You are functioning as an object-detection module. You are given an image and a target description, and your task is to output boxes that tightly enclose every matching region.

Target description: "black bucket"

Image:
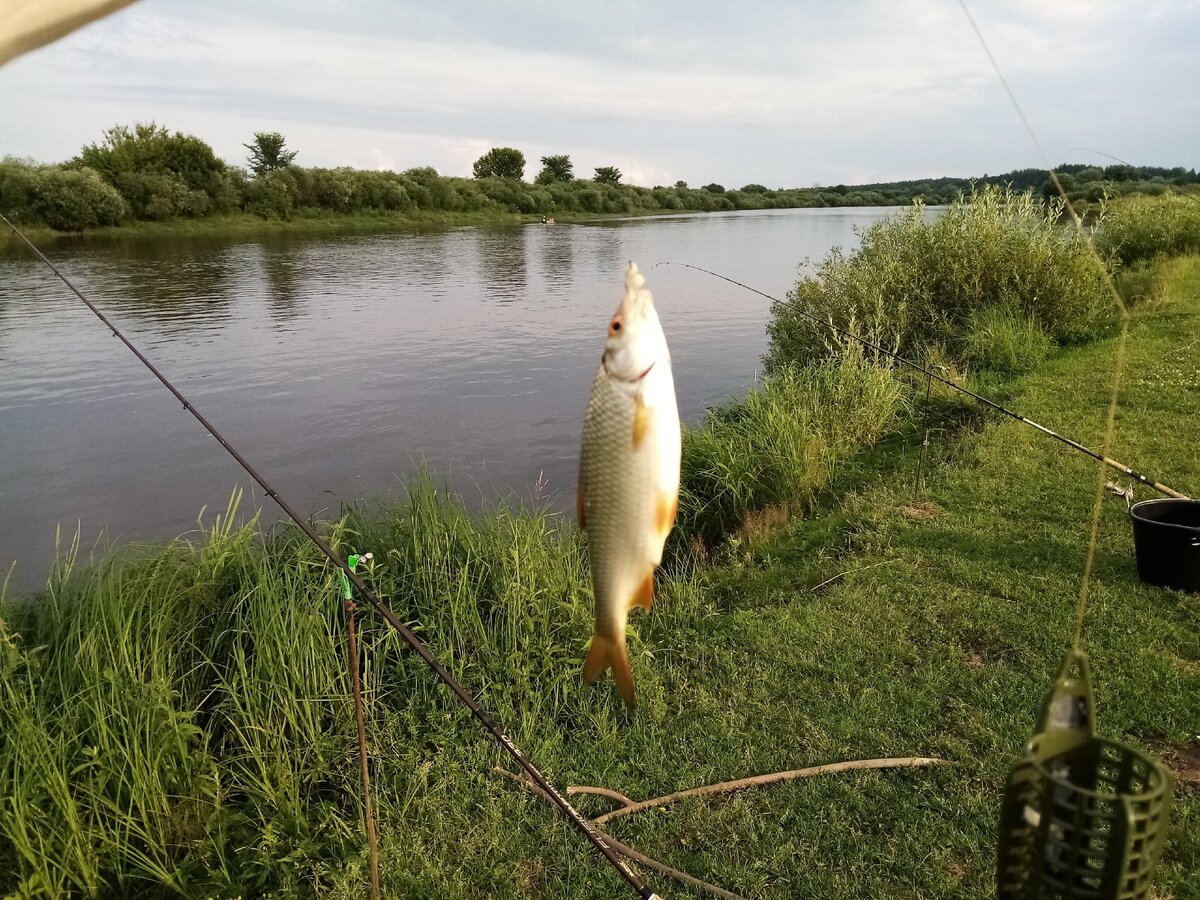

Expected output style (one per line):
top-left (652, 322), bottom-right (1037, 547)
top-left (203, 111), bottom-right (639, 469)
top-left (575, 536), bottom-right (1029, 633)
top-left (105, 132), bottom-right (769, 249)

top-left (1128, 498), bottom-right (1200, 593)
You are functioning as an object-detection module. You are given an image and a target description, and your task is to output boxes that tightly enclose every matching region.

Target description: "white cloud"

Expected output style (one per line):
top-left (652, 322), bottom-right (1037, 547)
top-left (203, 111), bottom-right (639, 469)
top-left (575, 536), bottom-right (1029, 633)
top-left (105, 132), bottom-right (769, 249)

top-left (0, 0), bottom-right (1196, 186)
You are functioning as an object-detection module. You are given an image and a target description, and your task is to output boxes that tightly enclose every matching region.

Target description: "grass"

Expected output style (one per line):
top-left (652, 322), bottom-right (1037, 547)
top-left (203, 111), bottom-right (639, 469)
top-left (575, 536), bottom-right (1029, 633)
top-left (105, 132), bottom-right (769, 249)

top-left (679, 342), bottom-right (906, 543)
top-left (0, 209), bottom-right (554, 246)
top-left (2, 258), bottom-right (1199, 898)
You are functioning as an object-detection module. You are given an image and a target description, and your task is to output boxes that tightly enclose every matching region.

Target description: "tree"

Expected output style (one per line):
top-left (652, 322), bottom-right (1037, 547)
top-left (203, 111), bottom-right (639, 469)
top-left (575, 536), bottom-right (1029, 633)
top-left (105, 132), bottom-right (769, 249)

top-left (79, 123), bottom-right (226, 191)
top-left (473, 147), bottom-right (525, 180)
top-left (244, 132), bottom-right (298, 177)
top-left (594, 166), bottom-right (622, 185)
top-left (702, 183), bottom-right (726, 194)
top-left (535, 154), bottom-right (573, 184)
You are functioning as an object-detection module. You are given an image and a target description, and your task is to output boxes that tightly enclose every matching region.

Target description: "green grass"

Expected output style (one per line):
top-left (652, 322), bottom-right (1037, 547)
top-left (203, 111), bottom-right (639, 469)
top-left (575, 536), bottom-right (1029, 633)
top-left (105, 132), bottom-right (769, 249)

top-left (2, 259), bottom-right (1198, 898)
top-left (679, 342), bottom-right (906, 543)
top-left (0, 209), bottom-right (552, 245)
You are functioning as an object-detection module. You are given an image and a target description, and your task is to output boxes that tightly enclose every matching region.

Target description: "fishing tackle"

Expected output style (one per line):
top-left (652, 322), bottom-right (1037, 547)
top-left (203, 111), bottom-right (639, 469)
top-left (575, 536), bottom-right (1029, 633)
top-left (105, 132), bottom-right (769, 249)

top-left (996, 651), bottom-right (1173, 899)
top-left (657, 262), bottom-right (1188, 501)
top-left (0, 212), bottom-right (662, 900)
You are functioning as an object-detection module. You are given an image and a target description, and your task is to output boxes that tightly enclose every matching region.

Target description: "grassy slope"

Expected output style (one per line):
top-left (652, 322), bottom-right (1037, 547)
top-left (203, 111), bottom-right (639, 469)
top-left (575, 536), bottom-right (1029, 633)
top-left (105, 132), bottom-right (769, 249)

top-left (360, 259), bottom-right (1200, 899)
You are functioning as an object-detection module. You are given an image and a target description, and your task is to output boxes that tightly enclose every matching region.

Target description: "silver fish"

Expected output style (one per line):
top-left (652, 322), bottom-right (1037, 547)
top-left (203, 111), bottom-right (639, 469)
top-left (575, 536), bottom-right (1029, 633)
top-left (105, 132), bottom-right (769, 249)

top-left (577, 263), bottom-right (681, 707)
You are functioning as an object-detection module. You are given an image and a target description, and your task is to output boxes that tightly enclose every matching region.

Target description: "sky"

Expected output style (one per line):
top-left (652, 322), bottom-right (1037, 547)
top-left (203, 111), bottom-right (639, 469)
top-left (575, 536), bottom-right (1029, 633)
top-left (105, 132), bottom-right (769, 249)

top-left (1, 0), bottom-right (1197, 188)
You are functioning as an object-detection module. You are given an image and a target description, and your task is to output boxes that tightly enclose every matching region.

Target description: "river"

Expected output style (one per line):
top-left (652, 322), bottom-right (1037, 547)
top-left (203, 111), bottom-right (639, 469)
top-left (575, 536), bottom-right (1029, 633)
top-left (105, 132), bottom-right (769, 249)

top-left (0, 207), bottom-right (902, 593)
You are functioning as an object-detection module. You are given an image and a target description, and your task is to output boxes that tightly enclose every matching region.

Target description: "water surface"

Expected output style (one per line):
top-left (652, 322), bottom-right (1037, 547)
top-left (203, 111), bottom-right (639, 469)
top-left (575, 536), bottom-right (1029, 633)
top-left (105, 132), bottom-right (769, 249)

top-left (0, 207), bottom-right (901, 592)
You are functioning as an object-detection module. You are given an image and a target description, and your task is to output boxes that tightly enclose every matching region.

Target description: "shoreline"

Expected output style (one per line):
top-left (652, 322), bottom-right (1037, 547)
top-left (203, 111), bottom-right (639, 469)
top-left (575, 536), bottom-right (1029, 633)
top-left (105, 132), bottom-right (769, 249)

top-left (0, 206), bottom-right (703, 246)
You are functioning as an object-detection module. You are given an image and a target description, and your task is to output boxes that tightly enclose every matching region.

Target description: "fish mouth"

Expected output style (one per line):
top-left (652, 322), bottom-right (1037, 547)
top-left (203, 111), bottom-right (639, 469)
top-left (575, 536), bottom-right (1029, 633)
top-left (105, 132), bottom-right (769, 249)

top-left (603, 357), bottom-right (655, 384)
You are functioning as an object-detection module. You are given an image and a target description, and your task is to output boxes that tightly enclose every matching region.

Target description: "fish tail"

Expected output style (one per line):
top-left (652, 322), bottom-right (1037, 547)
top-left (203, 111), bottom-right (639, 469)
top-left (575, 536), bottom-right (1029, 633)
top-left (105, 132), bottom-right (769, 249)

top-left (582, 632), bottom-right (635, 707)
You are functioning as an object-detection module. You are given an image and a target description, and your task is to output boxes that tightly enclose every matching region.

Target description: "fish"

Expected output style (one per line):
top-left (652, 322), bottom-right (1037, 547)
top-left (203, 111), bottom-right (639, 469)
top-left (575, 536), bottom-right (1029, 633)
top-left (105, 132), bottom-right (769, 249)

top-left (577, 262), bottom-right (681, 707)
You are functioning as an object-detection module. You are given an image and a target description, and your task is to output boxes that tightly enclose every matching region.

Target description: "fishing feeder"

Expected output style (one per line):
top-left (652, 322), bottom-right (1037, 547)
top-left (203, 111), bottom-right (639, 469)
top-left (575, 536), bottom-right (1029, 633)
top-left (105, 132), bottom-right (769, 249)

top-left (997, 650), bottom-right (1174, 899)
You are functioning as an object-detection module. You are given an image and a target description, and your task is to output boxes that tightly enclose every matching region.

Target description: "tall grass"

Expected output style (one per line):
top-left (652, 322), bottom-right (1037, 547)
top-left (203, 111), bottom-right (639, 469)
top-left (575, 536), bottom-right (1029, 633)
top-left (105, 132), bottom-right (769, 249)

top-left (765, 185), bottom-right (1112, 373)
top-left (0, 484), bottom-right (613, 897)
top-left (679, 343), bottom-right (906, 543)
top-left (958, 305), bottom-right (1052, 376)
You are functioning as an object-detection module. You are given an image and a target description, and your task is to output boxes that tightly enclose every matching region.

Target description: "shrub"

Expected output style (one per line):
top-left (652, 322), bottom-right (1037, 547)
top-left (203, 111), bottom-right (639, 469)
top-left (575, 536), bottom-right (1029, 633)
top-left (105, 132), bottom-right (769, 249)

top-left (1096, 193), bottom-right (1200, 267)
top-left (244, 168), bottom-right (298, 218)
top-left (30, 166), bottom-right (128, 230)
top-left (80, 123), bottom-right (226, 196)
top-left (112, 171), bottom-right (202, 220)
top-left (0, 157), bottom-right (41, 221)
top-left (765, 185), bottom-right (1112, 371)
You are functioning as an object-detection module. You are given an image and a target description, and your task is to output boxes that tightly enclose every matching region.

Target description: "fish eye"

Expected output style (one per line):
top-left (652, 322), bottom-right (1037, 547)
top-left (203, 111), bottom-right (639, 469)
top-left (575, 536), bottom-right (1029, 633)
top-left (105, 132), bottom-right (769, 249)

top-left (608, 318), bottom-right (623, 336)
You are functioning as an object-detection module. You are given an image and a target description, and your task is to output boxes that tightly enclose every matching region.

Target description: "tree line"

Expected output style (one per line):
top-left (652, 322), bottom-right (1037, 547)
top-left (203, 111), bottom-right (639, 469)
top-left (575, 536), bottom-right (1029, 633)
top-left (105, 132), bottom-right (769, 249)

top-left (1, 122), bottom-right (1195, 232)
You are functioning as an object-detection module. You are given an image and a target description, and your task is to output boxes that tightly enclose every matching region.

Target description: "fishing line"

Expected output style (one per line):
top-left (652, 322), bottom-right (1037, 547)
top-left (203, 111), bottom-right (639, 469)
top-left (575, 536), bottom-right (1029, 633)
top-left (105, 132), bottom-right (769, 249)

top-left (653, 260), bottom-right (1186, 500)
top-left (957, 0), bottom-right (1134, 650)
top-left (0, 211), bottom-right (660, 900)
top-left (966, 12), bottom-right (1177, 899)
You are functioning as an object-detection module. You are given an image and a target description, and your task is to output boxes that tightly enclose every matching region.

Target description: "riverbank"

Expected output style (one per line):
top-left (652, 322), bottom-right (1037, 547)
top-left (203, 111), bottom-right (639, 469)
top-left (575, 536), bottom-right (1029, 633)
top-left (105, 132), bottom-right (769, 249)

top-left (2, 255), bottom-right (1197, 898)
top-left (0, 206), bottom-right (685, 246)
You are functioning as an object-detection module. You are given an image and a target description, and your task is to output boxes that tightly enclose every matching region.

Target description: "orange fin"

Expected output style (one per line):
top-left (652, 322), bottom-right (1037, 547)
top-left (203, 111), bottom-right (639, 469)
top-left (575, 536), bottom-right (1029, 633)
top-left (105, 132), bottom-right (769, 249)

top-left (656, 490), bottom-right (678, 539)
top-left (577, 485), bottom-right (586, 530)
top-left (582, 633), bottom-right (635, 707)
top-left (630, 571), bottom-right (654, 612)
top-left (633, 396), bottom-right (651, 448)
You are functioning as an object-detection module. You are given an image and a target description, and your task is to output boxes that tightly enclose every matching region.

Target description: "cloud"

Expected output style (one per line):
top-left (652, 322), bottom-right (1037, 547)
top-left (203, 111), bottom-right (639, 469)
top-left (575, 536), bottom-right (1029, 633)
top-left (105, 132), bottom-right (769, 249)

top-left (0, 0), bottom-right (1196, 186)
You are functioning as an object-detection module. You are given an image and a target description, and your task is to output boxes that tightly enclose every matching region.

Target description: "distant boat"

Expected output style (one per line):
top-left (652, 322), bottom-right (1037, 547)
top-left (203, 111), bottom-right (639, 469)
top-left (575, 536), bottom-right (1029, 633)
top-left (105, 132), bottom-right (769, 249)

top-left (541, 216), bottom-right (556, 225)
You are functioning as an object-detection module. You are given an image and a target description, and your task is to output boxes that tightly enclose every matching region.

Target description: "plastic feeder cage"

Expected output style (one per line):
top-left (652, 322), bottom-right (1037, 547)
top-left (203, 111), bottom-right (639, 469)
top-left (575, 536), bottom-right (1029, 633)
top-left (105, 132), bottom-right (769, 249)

top-left (997, 650), bottom-right (1173, 900)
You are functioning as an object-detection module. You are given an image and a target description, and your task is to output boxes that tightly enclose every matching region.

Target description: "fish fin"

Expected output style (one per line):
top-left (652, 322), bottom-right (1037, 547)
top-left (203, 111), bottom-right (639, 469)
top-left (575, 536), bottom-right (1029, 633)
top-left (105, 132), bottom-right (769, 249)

top-left (656, 490), bottom-right (679, 539)
top-left (633, 396), bottom-right (652, 448)
top-left (629, 571), bottom-right (654, 612)
top-left (576, 485), bottom-right (586, 530)
top-left (582, 633), bottom-right (635, 707)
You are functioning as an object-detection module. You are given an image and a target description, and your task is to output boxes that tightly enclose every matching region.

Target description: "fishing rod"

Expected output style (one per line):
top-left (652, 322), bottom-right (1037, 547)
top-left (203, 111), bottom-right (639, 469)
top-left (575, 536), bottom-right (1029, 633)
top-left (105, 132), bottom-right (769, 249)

top-left (656, 261), bottom-right (1188, 500)
top-left (0, 213), bottom-right (661, 900)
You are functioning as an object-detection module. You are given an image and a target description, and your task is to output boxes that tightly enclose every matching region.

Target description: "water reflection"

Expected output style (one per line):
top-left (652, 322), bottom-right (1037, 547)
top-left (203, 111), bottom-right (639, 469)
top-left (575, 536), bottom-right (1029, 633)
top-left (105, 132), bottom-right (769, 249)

top-left (379, 228), bottom-right (454, 301)
top-left (537, 225), bottom-right (576, 298)
top-left (261, 241), bottom-right (305, 321)
top-left (475, 229), bottom-right (527, 304)
top-left (97, 241), bottom-right (239, 332)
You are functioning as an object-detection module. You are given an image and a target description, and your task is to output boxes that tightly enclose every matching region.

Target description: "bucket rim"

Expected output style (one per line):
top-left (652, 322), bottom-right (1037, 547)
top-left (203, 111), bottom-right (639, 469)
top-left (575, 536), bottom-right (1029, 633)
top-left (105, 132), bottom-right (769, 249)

top-left (1128, 497), bottom-right (1200, 533)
